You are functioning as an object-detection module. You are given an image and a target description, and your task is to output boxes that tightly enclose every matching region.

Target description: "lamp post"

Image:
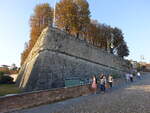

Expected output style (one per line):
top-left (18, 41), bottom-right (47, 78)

top-left (110, 33), bottom-right (114, 49)
top-left (107, 33), bottom-right (114, 53)
top-left (140, 55), bottom-right (145, 64)
top-left (53, 0), bottom-right (57, 27)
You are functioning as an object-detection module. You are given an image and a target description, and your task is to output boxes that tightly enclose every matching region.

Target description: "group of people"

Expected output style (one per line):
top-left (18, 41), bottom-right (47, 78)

top-left (91, 74), bottom-right (113, 94)
top-left (125, 73), bottom-right (134, 82)
top-left (125, 72), bottom-right (142, 82)
top-left (91, 72), bottom-right (142, 94)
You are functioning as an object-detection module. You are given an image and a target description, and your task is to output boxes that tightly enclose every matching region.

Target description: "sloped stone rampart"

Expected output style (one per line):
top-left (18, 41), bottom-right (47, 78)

top-left (16, 27), bottom-right (129, 91)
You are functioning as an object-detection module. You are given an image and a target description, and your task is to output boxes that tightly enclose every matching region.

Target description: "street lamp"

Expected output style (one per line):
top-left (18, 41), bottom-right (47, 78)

top-left (107, 33), bottom-right (114, 53)
top-left (110, 33), bottom-right (114, 49)
top-left (53, 0), bottom-right (57, 27)
top-left (140, 55), bottom-right (145, 64)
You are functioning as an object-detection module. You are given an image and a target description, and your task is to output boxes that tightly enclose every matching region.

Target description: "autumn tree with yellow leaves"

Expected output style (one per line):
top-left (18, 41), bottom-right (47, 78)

top-left (21, 1), bottom-right (130, 65)
top-left (21, 3), bottom-right (53, 65)
top-left (55, 0), bottom-right (90, 37)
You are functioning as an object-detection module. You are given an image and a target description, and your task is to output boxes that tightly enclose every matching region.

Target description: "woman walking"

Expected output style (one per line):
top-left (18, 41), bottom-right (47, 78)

top-left (91, 75), bottom-right (97, 94)
top-left (99, 74), bottom-right (107, 93)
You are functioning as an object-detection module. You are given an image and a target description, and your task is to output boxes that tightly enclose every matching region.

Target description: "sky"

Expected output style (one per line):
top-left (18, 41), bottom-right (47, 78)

top-left (0, 0), bottom-right (150, 67)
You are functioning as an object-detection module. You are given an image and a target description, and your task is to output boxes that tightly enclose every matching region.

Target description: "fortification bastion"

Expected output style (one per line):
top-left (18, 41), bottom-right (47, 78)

top-left (16, 27), bottom-right (129, 91)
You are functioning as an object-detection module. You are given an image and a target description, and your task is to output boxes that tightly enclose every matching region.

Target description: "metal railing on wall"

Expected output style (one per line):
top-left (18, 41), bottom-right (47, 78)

top-left (64, 77), bottom-right (91, 87)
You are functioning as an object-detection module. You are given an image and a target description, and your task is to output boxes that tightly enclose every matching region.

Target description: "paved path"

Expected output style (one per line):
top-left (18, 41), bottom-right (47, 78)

top-left (13, 73), bottom-right (150, 113)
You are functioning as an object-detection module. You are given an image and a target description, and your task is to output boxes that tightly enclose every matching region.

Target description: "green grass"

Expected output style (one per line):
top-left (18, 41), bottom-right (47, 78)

top-left (0, 84), bottom-right (21, 96)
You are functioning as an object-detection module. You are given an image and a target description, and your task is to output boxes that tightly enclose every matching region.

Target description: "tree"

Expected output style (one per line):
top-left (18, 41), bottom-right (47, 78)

top-left (84, 19), bottom-right (129, 57)
top-left (21, 3), bottom-right (53, 65)
top-left (117, 41), bottom-right (129, 58)
top-left (84, 20), bottom-right (112, 50)
top-left (55, 0), bottom-right (90, 37)
top-left (29, 3), bottom-right (53, 50)
top-left (0, 75), bottom-right (14, 84)
top-left (0, 71), bottom-right (4, 76)
top-left (111, 27), bottom-right (124, 53)
top-left (56, 0), bottom-right (77, 33)
top-left (84, 20), bottom-right (100, 45)
top-left (10, 64), bottom-right (17, 70)
top-left (20, 1), bottom-right (130, 65)
top-left (73, 0), bottom-right (90, 37)
top-left (100, 24), bottom-right (112, 51)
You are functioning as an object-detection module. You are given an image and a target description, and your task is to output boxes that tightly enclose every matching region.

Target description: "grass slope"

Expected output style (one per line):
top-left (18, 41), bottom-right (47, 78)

top-left (0, 84), bottom-right (21, 96)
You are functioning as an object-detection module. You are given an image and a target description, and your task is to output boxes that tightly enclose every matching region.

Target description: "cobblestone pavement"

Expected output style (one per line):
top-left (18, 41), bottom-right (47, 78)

top-left (13, 73), bottom-right (150, 113)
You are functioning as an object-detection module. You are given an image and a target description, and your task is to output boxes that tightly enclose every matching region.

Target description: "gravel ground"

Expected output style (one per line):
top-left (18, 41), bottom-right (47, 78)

top-left (12, 73), bottom-right (150, 113)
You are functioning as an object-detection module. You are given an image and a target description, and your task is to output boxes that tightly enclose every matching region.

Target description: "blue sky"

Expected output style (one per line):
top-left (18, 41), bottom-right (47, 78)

top-left (0, 0), bottom-right (150, 66)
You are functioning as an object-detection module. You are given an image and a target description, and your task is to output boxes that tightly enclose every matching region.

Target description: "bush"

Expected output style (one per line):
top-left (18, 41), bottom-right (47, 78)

top-left (0, 75), bottom-right (14, 84)
top-left (0, 71), bottom-right (4, 76)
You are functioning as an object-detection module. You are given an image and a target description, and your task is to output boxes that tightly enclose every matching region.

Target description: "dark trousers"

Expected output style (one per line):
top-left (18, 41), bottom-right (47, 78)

top-left (100, 84), bottom-right (105, 92)
top-left (130, 77), bottom-right (133, 82)
top-left (108, 82), bottom-right (112, 88)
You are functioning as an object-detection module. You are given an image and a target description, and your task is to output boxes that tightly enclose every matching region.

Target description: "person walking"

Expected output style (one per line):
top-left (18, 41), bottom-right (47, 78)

top-left (125, 73), bottom-right (130, 82)
top-left (108, 74), bottom-right (113, 88)
top-left (137, 72), bottom-right (142, 79)
top-left (99, 74), bottom-right (107, 93)
top-left (91, 75), bottom-right (97, 94)
top-left (129, 73), bottom-right (133, 82)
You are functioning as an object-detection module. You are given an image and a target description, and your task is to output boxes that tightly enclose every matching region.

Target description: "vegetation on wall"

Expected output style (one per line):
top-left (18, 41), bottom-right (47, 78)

top-left (21, 3), bottom-right (53, 65)
top-left (21, 0), bottom-right (129, 65)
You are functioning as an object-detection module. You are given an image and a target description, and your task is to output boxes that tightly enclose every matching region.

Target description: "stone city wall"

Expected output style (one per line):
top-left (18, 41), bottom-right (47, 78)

top-left (16, 27), bottom-right (129, 91)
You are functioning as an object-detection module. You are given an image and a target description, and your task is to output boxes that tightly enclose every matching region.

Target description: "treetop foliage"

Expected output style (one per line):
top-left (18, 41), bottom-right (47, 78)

top-left (21, 3), bottom-right (53, 65)
top-left (21, 0), bottom-right (129, 65)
